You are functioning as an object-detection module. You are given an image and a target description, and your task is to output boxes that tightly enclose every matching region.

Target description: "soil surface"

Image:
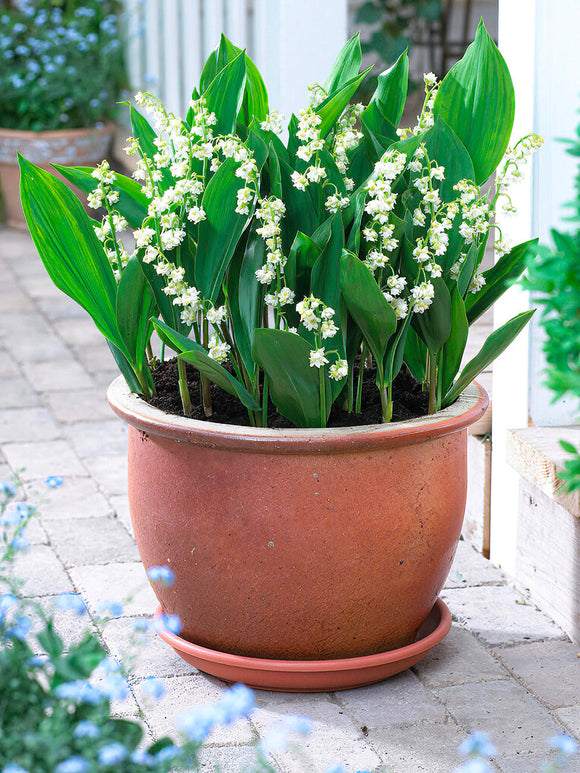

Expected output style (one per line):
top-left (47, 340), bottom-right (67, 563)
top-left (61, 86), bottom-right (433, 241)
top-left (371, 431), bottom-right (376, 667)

top-left (148, 358), bottom-right (429, 428)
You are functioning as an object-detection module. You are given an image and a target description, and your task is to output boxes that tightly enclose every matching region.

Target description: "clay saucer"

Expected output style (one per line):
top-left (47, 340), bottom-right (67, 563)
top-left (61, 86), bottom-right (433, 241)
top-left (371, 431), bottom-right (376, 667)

top-left (154, 598), bottom-right (451, 692)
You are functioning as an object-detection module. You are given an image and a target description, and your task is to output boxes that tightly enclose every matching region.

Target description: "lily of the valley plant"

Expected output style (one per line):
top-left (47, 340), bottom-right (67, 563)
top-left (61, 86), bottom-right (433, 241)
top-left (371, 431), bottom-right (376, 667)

top-left (20, 22), bottom-right (539, 428)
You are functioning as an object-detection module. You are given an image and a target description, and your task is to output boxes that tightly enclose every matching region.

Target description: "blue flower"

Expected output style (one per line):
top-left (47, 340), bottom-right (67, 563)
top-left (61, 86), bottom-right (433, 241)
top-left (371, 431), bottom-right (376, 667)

top-left (259, 714), bottom-right (312, 755)
top-left (53, 54), bottom-right (65, 66)
top-left (147, 565), bottom-right (175, 587)
top-left (155, 745), bottom-right (181, 762)
top-left (45, 475), bottom-right (64, 488)
top-left (10, 534), bottom-right (30, 552)
top-left (12, 23), bottom-right (26, 34)
top-left (98, 742), bottom-right (127, 766)
top-left (215, 683), bottom-right (256, 725)
top-left (459, 730), bottom-right (497, 759)
top-left (73, 721), bottom-right (101, 739)
top-left (5, 615), bottom-right (31, 641)
top-left (2, 765), bottom-right (31, 773)
top-left (15, 45), bottom-right (30, 56)
top-left (130, 749), bottom-right (154, 766)
top-left (453, 760), bottom-right (491, 773)
top-left (0, 594), bottom-right (17, 622)
top-left (547, 734), bottom-right (579, 756)
top-left (54, 757), bottom-right (90, 773)
top-left (139, 677), bottom-right (166, 700)
top-left (97, 671), bottom-right (129, 702)
top-left (96, 599), bottom-right (123, 617)
top-left (153, 612), bottom-right (182, 635)
top-left (54, 680), bottom-right (103, 705)
top-left (8, 75), bottom-right (24, 89)
top-left (0, 482), bottom-right (15, 498)
top-left (174, 705), bottom-right (220, 743)
top-left (324, 766), bottom-right (346, 773)
top-left (55, 593), bottom-right (87, 616)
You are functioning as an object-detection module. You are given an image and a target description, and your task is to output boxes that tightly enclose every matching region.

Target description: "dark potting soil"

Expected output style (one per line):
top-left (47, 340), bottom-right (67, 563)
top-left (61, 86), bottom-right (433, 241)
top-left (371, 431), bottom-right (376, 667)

top-left (148, 358), bottom-right (429, 428)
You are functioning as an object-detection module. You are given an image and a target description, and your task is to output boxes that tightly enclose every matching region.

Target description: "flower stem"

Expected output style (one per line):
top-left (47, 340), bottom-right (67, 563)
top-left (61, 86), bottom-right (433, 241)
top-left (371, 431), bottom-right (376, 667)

top-left (380, 384), bottom-right (393, 423)
top-left (261, 373), bottom-right (269, 427)
top-left (319, 366), bottom-right (326, 427)
top-left (201, 318), bottom-right (212, 417)
top-left (355, 347), bottom-right (367, 413)
top-left (428, 352), bottom-right (437, 414)
top-left (177, 358), bottom-right (192, 416)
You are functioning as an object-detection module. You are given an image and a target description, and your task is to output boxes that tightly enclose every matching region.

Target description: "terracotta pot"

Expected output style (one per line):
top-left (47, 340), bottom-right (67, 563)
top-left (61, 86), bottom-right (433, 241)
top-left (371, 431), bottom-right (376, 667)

top-left (0, 124), bottom-right (113, 230)
top-left (108, 377), bottom-right (488, 664)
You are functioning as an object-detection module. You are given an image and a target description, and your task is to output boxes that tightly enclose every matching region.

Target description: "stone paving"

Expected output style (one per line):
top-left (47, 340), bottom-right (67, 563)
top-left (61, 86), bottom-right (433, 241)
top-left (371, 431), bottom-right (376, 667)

top-left (0, 226), bottom-right (579, 773)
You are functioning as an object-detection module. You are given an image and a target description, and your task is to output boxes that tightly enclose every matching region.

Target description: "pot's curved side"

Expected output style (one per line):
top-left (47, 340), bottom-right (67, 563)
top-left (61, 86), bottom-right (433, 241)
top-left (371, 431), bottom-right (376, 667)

top-left (0, 124), bottom-right (113, 230)
top-left (108, 380), bottom-right (488, 661)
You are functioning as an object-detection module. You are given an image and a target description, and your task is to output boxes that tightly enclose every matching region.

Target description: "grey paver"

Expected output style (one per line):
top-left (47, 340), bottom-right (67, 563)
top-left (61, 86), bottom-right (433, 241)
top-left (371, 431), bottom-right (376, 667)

top-left (436, 680), bottom-right (563, 756)
top-left (33, 359), bottom-right (93, 391)
top-left (82, 453), bottom-right (128, 496)
top-left (442, 585), bottom-right (566, 645)
top-left (496, 751), bottom-right (580, 773)
top-left (69, 561), bottom-right (157, 617)
top-left (554, 706), bottom-right (580, 738)
top-left (368, 720), bottom-right (467, 772)
top-left (0, 407), bottom-right (61, 443)
top-left (5, 329), bottom-right (71, 363)
top-left (63, 420), bottom-right (127, 458)
top-left (0, 286), bottom-right (34, 312)
top-left (30, 596), bottom-right (98, 651)
top-left (0, 351), bottom-right (20, 377)
top-left (445, 539), bottom-right (507, 589)
top-left (3, 440), bottom-right (87, 479)
top-left (35, 296), bottom-right (89, 320)
top-left (414, 625), bottom-right (508, 688)
top-left (252, 699), bottom-right (381, 772)
top-left (53, 317), bottom-right (108, 348)
top-left (0, 377), bottom-right (39, 408)
top-left (493, 640), bottom-right (580, 709)
top-left (197, 745), bottom-right (269, 773)
top-left (100, 616), bottom-right (197, 680)
top-left (7, 544), bottom-right (73, 597)
top-left (28, 476), bottom-right (112, 520)
top-left (45, 388), bottom-right (114, 423)
top-left (45, 516), bottom-right (140, 567)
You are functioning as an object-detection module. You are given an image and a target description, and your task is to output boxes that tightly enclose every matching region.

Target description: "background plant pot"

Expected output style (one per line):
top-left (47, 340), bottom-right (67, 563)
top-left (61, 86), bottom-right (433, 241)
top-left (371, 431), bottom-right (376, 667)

top-left (108, 378), bottom-right (488, 663)
top-left (0, 124), bottom-right (113, 230)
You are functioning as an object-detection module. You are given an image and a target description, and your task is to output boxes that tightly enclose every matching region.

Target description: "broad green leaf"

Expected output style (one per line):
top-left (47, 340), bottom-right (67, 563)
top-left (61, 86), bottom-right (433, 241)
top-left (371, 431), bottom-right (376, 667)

top-left (316, 67), bottom-right (373, 138)
top-left (439, 288), bottom-right (469, 399)
top-left (290, 230), bottom-right (320, 289)
top-left (415, 277), bottom-right (452, 355)
top-left (253, 329), bottom-right (325, 427)
top-left (443, 310), bottom-right (534, 406)
top-left (178, 350), bottom-right (260, 411)
top-left (215, 35), bottom-right (269, 124)
top-left (466, 238), bottom-right (538, 324)
top-left (404, 326), bottom-right (427, 384)
top-left (109, 719), bottom-right (143, 750)
top-left (128, 105), bottom-right (174, 190)
top-left (420, 118), bottom-right (475, 201)
top-left (325, 33), bottom-right (362, 94)
top-left (116, 256), bottom-right (155, 389)
top-left (277, 154), bottom-right (318, 252)
top-left (202, 50), bottom-right (246, 136)
top-left (199, 49), bottom-right (218, 93)
top-left (247, 127), bottom-right (269, 171)
top-left (108, 342), bottom-right (147, 394)
top-left (311, 213), bottom-right (344, 315)
top-left (226, 228), bottom-right (265, 378)
top-left (53, 165), bottom-right (148, 229)
top-left (152, 318), bottom-right (206, 355)
top-left (52, 633), bottom-right (106, 686)
top-left (37, 620), bottom-right (64, 660)
top-left (196, 157), bottom-right (253, 302)
top-left (361, 107), bottom-right (398, 154)
top-left (457, 241), bottom-right (479, 298)
top-left (370, 50), bottom-right (409, 127)
top-left (433, 20), bottom-right (515, 184)
top-left (19, 157), bottom-right (125, 351)
top-left (340, 250), bottom-right (397, 382)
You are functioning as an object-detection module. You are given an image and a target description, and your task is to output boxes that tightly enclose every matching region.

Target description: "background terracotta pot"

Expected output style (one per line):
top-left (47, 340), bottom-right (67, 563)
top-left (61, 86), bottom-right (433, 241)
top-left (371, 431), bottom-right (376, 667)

top-left (0, 124), bottom-right (113, 230)
top-left (108, 378), bottom-right (487, 662)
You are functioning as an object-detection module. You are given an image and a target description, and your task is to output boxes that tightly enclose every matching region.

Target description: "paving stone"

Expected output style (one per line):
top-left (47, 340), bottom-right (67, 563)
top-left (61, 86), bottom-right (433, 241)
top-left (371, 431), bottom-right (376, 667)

top-left (496, 750), bottom-right (580, 772)
top-left (368, 720), bottom-right (466, 772)
top-left (33, 359), bottom-right (93, 391)
top-left (91, 367), bottom-right (124, 392)
top-left (0, 407), bottom-right (61, 443)
top-left (36, 295), bottom-right (89, 320)
top-left (252, 699), bottom-right (381, 773)
top-left (3, 441), bottom-right (87, 479)
top-left (493, 640), bottom-right (580, 710)
top-left (5, 329), bottom-right (71, 363)
top-left (0, 377), bottom-right (40, 408)
top-left (23, 515), bottom-right (48, 545)
top-left (27, 476), bottom-right (112, 520)
top-left (82, 453), bottom-right (128, 496)
top-left (0, 285), bottom-right (34, 312)
top-left (53, 317), bottom-right (108, 348)
top-left (110, 494), bottom-right (134, 537)
top-left (29, 596), bottom-right (98, 651)
top-left (45, 388), bottom-right (113, 423)
top-left (435, 680), bottom-right (563, 756)
top-left (0, 311), bottom-right (45, 335)
top-left (445, 539), bottom-right (508, 589)
top-left (69, 561), bottom-right (157, 617)
top-left (554, 706), bottom-right (580, 739)
top-left (63, 420), bottom-right (128, 458)
top-left (100, 616), bottom-right (197, 680)
top-left (442, 585), bottom-right (566, 645)
top-left (142, 675), bottom-right (255, 745)
top-left (196, 745), bottom-right (268, 772)
top-left (45, 516), bottom-right (139, 567)
top-left (6, 544), bottom-right (73, 597)
top-left (0, 351), bottom-right (20, 377)
top-left (413, 625), bottom-right (508, 688)
top-left (21, 275), bottom-right (64, 299)
top-left (76, 344), bottom-right (119, 376)
top-left (337, 671), bottom-right (446, 728)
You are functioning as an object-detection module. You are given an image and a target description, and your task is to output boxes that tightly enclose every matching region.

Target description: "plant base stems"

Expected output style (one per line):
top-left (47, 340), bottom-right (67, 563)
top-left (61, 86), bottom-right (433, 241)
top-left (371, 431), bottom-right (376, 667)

top-left (261, 374), bottom-right (269, 427)
top-left (428, 353), bottom-right (437, 415)
top-left (201, 375), bottom-right (213, 417)
top-left (319, 367), bottom-right (326, 427)
top-left (177, 358), bottom-right (192, 416)
top-left (380, 386), bottom-right (392, 423)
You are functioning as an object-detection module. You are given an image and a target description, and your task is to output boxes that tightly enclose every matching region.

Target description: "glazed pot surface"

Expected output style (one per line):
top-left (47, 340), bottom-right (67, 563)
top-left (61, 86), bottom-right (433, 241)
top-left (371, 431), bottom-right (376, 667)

top-left (108, 378), bottom-right (488, 661)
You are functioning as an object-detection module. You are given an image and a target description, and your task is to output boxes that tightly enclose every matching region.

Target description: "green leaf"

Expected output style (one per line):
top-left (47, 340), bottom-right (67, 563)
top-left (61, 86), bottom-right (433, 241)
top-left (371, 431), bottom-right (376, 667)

top-left (36, 620), bottom-right (64, 660)
top-left (440, 288), bottom-right (469, 398)
top-left (152, 318), bottom-right (206, 355)
top-left (325, 33), bottom-right (362, 94)
top-left (52, 634), bottom-right (106, 686)
top-left (415, 277), bottom-right (452, 355)
top-left (196, 157), bottom-right (253, 302)
top-left (433, 19), bottom-right (515, 184)
top-left (19, 157), bottom-right (125, 351)
top-left (128, 105), bottom-right (174, 190)
top-left (420, 118), bottom-right (476, 201)
top-left (370, 50), bottom-right (409, 127)
top-left (404, 326), bottom-right (427, 384)
top-left (178, 350), bottom-right (260, 411)
top-left (116, 257), bottom-right (154, 391)
top-left (443, 309), bottom-right (534, 406)
top-left (214, 35), bottom-right (269, 124)
top-left (253, 329), bottom-right (323, 427)
top-left (199, 49), bottom-right (218, 93)
top-left (457, 241), bottom-right (479, 298)
top-left (560, 439), bottom-right (578, 455)
top-left (53, 165), bottom-right (148, 230)
top-left (277, 154), bottom-right (318, 252)
top-left (466, 238), bottom-right (538, 324)
top-left (202, 50), bottom-right (247, 136)
top-left (316, 67), bottom-right (373, 138)
top-left (311, 213), bottom-right (344, 314)
top-left (340, 250), bottom-right (397, 383)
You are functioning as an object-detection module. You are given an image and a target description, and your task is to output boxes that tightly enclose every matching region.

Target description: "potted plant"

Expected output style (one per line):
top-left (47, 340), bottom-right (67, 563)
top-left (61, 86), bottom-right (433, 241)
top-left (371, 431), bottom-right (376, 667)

top-left (19, 23), bottom-right (541, 691)
top-left (0, 0), bottom-right (125, 229)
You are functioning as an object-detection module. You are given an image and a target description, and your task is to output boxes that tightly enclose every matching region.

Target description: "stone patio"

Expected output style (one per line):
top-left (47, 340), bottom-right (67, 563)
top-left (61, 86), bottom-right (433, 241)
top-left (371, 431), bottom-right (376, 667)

top-left (0, 226), bottom-right (579, 773)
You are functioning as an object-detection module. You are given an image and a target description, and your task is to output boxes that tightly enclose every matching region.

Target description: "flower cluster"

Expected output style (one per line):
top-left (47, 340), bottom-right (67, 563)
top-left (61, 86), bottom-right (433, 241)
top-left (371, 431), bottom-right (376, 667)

top-left (397, 71), bottom-right (439, 140)
top-left (331, 102), bottom-right (364, 190)
top-left (0, 0), bottom-right (124, 132)
top-left (296, 296), bottom-right (347, 381)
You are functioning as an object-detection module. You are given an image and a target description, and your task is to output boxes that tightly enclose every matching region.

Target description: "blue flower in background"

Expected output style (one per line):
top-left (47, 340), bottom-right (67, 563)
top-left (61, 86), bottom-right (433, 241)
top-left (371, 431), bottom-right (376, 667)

top-left (73, 721), bottom-right (101, 739)
top-left (98, 743), bottom-right (127, 766)
top-left (153, 612), bottom-right (182, 635)
top-left (215, 683), bottom-right (256, 725)
top-left (140, 677), bottom-right (166, 700)
top-left (54, 757), bottom-right (90, 773)
top-left (45, 475), bottom-right (64, 488)
top-left (96, 599), bottom-right (123, 618)
top-left (54, 680), bottom-right (103, 705)
top-left (155, 745), bottom-right (181, 763)
top-left (15, 45), bottom-right (30, 56)
top-left (459, 731), bottom-right (497, 759)
top-left (147, 565), bottom-right (175, 586)
top-left (12, 23), bottom-right (26, 34)
top-left (0, 481), bottom-right (15, 498)
top-left (130, 750), bottom-right (154, 766)
top-left (5, 615), bottom-right (32, 641)
top-left (55, 593), bottom-right (88, 616)
top-left (547, 734), bottom-right (579, 756)
top-left (2, 765), bottom-right (31, 773)
top-left (174, 704), bottom-right (220, 743)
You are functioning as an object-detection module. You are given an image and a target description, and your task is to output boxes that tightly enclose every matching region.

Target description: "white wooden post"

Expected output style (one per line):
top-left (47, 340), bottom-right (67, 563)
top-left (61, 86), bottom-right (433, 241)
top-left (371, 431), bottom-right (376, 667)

top-left (491, 0), bottom-right (580, 573)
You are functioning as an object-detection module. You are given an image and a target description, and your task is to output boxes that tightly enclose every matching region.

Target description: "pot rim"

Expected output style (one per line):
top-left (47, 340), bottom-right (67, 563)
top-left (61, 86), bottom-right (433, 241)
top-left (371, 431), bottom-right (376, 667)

top-left (107, 376), bottom-right (488, 454)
